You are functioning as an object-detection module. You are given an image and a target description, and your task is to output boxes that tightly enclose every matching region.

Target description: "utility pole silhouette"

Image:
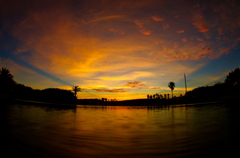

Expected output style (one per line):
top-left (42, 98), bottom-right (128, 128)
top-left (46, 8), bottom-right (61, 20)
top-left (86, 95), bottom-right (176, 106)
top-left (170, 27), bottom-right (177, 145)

top-left (184, 73), bottom-right (187, 95)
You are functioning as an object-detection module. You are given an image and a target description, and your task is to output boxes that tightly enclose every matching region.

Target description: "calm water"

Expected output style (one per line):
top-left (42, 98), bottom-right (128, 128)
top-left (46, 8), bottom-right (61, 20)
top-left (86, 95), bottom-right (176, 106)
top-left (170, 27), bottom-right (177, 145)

top-left (1, 103), bottom-right (239, 158)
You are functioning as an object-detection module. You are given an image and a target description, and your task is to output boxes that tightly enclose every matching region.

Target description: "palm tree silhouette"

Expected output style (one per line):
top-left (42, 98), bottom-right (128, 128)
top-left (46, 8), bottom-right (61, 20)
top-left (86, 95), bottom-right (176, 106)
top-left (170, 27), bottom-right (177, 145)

top-left (72, 86), bottom-right (81, 98)
top-left (160, 94), bottom-right (163, 99)
top-left (156, 93), bottom-right (159, 99)
top-left (153, 94), bottom-right (156, 99)
top-left (168, 81), bottom-right (175, 98)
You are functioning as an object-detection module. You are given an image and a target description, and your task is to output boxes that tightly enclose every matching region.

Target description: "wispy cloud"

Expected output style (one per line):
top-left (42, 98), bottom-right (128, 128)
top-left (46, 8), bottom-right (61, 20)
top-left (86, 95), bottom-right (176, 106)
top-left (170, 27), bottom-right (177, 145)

top-left (92, 88), bottom-right (129, 93)
top-left (139, 29), bottom-right (152, 35)
top-left (162, 23), bottom-right (169, 30)
top-left (89, 15), bottom-right (124, 23)
top-left (122, 81), bottom-right (161, 89)
top-left (152, 16), bottom-right (164, 22)
top-left (192, 13), bottom-right (209, 32)
top-left (134, 20), bottom-right (144, 28)
top-left (108, 28), bottom-right (125, 35)
top-left (182, 38), bottom-right (188, 42)
top-left (99, 71), bottom-right (155, 81)
top-left (177, 30), bottom-right (184, 33)
top-left (134, 20), bottom-right (152, 35)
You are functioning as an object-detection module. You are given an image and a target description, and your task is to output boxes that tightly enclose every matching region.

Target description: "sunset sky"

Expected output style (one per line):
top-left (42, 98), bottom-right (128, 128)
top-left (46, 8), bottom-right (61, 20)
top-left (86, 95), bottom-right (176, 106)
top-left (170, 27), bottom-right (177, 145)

top-left (1, 0), bottom-right (240, 100)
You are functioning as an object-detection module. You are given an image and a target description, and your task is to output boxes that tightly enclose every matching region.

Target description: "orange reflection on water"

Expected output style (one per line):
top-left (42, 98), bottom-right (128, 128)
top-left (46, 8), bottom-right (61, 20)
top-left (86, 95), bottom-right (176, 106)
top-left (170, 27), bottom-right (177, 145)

top-left (3, 104), bottom-right (238, 157)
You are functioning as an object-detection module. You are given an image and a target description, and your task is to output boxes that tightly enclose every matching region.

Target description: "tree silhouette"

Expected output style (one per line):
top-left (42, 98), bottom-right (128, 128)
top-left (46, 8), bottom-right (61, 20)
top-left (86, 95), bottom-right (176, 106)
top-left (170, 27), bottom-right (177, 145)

top-left (0, 67), bottom-right (16, 96)
top-left (72, 86), bottom-right (81, 98)
top-left (160, 94), bottom-right (163, 99)
top-left (225, 67), bottom-right (240, 86)
top-left (149, 95), bottom-right (153, 99)
top-left (153, 94), bottom-right (156, 99)
top-left (0, 67), bottom-right (13, 79)
top-left (168, 81), bottom-right (175, 98)
top-left (156, 93), bottom-right (160, 99)
top-left (41, 88), bottom-right (75, 103)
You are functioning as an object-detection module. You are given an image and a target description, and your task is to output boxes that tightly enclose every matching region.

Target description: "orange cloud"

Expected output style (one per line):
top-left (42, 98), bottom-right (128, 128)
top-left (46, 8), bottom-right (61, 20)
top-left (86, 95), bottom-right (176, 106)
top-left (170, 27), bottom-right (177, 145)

top-left (174, 43), bottom-right (179, 48)
top-left (193, 14), bottom-right (209, 32)
top-left (92, 88), bottom-right (129, 93)
top-left (139, 29), bottom-right (152, 35)
top-left (152, 16), bottom-right (164, 22)
top-left (134, 20), bottom-right (152, 35)
top-left (196, 38), bottom-right (204, 42)
top-left (108, 28), bottom-right (125, 35)
top-left (162, 46), bottom-right (167, 50)
top-left (182, 38), bottom-right (188, 42)
top-left (134, 20), bottom-right (144, 28)
top-left (177, 30), bottom-right (184, 33)
top-left (99, 71), bottom-right (155, 81)
top-left (162, 23), bottom-right (169, 29)
top-left (155, 40), bottom-right (227, 62)
top-left (90, 15), bottom-right (124, 23)
top-left (193, 22), bottom-right (209, 32)
top-left (123, 81), bottom-right (148, 89)
top-left (122, 81), bottom-right (161, 89)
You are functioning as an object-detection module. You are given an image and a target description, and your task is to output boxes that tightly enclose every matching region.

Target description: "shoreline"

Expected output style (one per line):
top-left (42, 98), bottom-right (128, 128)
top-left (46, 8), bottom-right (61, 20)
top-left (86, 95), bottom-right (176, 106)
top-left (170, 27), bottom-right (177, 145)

top-left (0, 98), bottom-right (77, 109)
top-left (1, 95), bottom-right (239, 107)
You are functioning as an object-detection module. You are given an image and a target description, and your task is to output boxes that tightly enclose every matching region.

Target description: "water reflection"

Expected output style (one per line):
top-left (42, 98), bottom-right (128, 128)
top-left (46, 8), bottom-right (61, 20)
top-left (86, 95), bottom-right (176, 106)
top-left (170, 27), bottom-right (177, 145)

top-left (1, 103), bottom-right (239, 157)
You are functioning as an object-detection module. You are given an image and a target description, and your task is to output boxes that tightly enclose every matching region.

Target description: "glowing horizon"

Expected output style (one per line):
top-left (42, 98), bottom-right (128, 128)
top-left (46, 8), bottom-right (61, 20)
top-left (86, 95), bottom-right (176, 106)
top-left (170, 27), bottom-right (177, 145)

top-left (1, 0), bottom-right (240, 100)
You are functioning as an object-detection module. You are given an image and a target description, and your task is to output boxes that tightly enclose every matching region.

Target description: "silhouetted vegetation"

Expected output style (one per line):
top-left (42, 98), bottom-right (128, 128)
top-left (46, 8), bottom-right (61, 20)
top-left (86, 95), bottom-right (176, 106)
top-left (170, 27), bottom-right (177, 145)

top-left (39, 88), bottom-right (76, 104)
top-left (225, 67), bottom-right (240, 87)
top-left (185, 67), bottom-right (240, 102)
top-left (146, 67), bottom-right (240, 105)
top-left (1, 67), bottom-right (240, 106)
top-left (168, 81), bottom-right (175, 98)
top-left (0, 67), bottom-right (16, 98)
top-left (0, 67), bottom-right (76, 105)
top-left (72, 85), bottom-right (81, 98)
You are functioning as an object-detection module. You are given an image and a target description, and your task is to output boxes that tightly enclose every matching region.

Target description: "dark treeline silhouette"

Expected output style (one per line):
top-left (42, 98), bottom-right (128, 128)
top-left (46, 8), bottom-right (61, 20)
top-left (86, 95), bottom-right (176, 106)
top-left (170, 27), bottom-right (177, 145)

top-left (0, 67), bottom-right (16, 97)
top-left (1, 67), bottom-right (240, 106)
top-left (0, 67), bottom-right (76, 104)
top-left (147, 93), bottom-right (170, 99)
top-left (185, 67), bottom-right (240, 102)
top-left (14, 85), bottom-right (76, 104)
top-left (147, 82), bottom-right (176, 100)
top-left (146, 67), bottom-right (240, 104)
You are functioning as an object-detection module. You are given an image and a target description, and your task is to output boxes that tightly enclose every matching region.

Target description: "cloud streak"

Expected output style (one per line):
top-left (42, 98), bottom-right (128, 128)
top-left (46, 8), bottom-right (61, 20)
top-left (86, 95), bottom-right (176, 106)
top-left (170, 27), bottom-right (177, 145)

top-left (192, 13), bottom-right (209, 32)
top-left (92, 88), bottom-right (129, 93)
top-left (122, 81), bottom-right (161, 89)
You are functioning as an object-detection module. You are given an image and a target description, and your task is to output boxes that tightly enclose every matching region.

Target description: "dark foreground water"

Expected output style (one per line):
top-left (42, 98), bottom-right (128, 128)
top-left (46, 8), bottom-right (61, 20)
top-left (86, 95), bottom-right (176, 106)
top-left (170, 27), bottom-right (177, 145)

top-left (1, 103), bottom-right (240, 158)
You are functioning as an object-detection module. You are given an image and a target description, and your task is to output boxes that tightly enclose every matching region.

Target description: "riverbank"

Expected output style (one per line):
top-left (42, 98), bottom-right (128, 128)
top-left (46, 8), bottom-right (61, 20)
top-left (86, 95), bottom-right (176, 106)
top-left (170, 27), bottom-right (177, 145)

top-left (0, 97), bottom-right (76, 109)
top-left (76, 94), bottom-right (240, 106)
top-left (15, 99), bottom-right (76, 108)
top-left (1, 94), bottom-right (239, 108)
